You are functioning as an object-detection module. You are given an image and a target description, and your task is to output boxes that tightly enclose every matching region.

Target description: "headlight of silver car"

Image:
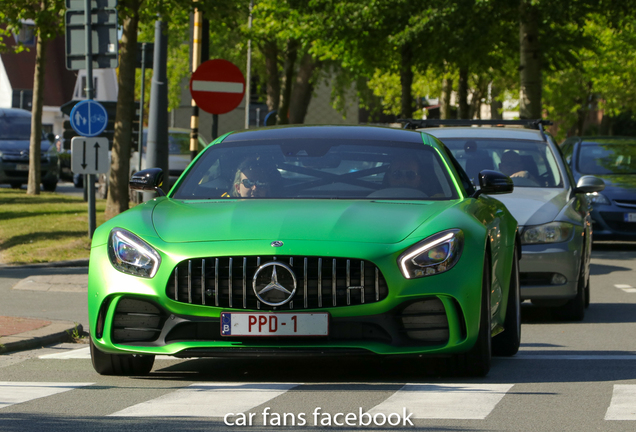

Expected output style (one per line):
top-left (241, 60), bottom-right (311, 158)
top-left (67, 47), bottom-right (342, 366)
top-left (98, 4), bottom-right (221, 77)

top-left (521, 222), bottom-right (574, 244)
top-left (107, 228), bottom-right (161, 278)
top-left (398, 229), bottom-right (464, 279)
top-left (586, 192), bottom-right (611, 205)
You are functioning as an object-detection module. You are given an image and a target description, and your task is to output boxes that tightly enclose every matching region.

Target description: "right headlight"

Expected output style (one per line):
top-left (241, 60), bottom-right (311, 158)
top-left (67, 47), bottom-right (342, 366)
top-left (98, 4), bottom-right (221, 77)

top-left (521, 222), bottom-right (574, 244)
top-left (107, 228), bottom-right (161, 278)
top-left (398, 229), bottom-right (464, 279)
top-left (586, 192), bottom-right (611, 205)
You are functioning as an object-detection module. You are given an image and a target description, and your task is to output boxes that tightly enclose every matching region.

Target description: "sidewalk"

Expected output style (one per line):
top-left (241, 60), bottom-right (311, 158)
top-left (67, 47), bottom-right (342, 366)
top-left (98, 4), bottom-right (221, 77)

top-left (0, 262), bottom-right (89, 354)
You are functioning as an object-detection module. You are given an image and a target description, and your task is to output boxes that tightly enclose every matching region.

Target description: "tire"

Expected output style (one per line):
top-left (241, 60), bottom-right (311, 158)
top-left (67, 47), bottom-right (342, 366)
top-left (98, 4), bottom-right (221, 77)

top-left (492, 246), bottom-right (521, 356)
top-left (9, 182), bottom-right (22, 189)
top-left (456, 254), bottom-right (492, 377)
top-left (73, 174), bottom-right (83, 188)
top-left (42, 181), bottom-right (57, 192)
top-left (90, 338), bottom-right (155, 376)
top-left (557, 259), bottom-right (586, 321)
top-left (584, 276), bottom-right (590, 309)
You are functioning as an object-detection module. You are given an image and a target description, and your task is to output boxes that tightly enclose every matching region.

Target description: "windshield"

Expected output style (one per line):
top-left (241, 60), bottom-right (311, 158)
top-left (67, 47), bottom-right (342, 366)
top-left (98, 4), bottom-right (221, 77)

top-left (577, 141), bottom-right (636, 175)
top-left (142, 131), bottom-right (205, 155)
top-left (172, 138), bottom-right (458, 200)
top-left (0, 115), bottom-right (31, 140)
top-left (440, 138), bottom-right (563, 188)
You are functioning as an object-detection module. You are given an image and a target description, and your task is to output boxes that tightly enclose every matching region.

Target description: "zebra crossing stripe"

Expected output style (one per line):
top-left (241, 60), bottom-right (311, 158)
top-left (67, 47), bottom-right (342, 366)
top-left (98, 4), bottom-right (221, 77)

top-left (605, 385), bottom-right (636, 420)
top-left (367, 383), bottom-right (514, 419)
top-left (109, 382), bottom-right (300, 417)
top-left (0, 382), bottom-right (93, 409)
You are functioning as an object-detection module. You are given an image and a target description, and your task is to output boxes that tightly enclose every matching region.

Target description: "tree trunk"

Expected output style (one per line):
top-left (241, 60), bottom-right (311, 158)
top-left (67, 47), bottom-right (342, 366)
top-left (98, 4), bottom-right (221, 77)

top-left (400, 45), bottom-right (413, 118)
top-left (441, 78), bottom-right (453, 120)
top-left (105, 6), bottom-right (140, 219)
top-left (519, 0), bottom-right (542, 119)
top-left (490, 83), bottom-right (503, 119)
top-left (27, 34), bottom-right (47, 195)
top-left (277, 39), bottom-right (299, 125)
top-left (458, 67), bottom-right (469, 119)
top-left (262, 39), bottom-right (280, 114)
top-left (288, 52), bottom-right (320, 124)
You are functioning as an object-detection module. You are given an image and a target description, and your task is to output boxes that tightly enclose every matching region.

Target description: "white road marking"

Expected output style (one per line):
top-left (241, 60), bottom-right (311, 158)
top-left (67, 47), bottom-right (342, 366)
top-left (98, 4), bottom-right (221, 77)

top-left (614, 284), bottom-right (636, 293)
top-left (506, 354), bottom-right (636, 360)
top-left (109, 382), bottom-right (299, 417)
top-left (38, 346), bottom-right (173, 360)
top-left (0, 382), bottom-right (93, 409)
top-left (192, 80), bottom-right (244, 93)
top-left (605, 385), bottom-right (636, 420)
top-left (367, 383), bottom-right (513, 419)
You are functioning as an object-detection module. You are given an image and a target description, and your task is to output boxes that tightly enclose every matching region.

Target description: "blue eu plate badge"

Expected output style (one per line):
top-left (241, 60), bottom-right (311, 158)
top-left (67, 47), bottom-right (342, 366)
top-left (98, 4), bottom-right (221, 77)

top-left (221, 313), bottom-right (232, 335)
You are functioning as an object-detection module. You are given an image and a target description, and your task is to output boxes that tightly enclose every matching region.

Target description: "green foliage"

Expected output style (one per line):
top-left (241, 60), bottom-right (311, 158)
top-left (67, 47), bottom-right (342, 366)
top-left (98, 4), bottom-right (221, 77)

top-left (0, 0), bottom-right (65, 52)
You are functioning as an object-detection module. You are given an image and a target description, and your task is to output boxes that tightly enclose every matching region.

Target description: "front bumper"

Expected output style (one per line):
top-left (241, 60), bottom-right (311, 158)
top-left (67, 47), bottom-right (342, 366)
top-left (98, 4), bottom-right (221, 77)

top-left (519, 241), bottom-right (580, 301)
top-left (0, 156), bottom-right (59, 185)
top-left (88, 238), bottom-right (487, 358)
top-left (591, 206), bottom-right (636, 240)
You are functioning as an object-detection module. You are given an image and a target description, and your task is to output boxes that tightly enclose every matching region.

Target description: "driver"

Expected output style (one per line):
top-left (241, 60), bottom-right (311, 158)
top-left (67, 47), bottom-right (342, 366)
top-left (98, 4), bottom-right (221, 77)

top-left (223, 157), bottom-right (281, 198)
top-left (386, 157), bottom-right (423, 189)
top-left (498, 150), bottom-right (537, 182)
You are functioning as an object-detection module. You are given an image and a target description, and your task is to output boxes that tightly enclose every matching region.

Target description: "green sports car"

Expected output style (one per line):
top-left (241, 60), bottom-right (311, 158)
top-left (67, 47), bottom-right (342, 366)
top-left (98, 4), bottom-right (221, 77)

top-left (88, 125), bottom-right (520, 377)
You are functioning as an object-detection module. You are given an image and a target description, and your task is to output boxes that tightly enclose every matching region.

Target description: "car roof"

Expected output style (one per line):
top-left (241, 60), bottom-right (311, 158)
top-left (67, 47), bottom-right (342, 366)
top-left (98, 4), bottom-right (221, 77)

top-left (571, 136), bottom-right (636, 145)
top-left (222, 125), bottom-right (425, 144)
top-left (423, 126), bottom-right (545, 141)
top-left (0, 107), bottom-right (32, 118)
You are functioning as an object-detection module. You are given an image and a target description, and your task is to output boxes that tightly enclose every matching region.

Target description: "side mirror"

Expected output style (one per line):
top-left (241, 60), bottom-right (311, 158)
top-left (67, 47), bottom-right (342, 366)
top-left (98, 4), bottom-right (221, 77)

top-left (129, 168), bottom-right (166, 196)
top-left (573, 175), bottom-right (605, 194)
top-left (473, 170), bottom-right (514, 198)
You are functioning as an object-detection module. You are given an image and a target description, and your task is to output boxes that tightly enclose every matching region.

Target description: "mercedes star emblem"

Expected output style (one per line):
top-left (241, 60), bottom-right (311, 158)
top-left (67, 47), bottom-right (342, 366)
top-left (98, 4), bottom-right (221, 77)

top-left (271, 241), bottom-right (284, 247)
top-left (252, 262), bottom-right (297, 306)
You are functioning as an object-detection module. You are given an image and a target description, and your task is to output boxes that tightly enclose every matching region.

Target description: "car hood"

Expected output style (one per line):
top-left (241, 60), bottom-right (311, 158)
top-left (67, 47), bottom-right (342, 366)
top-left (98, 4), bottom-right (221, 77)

top-left (152, 199), bottom-right (455, 244)
top-left (590, 176), bottom-right (636, 199)
top-left (494, 188), bottom-right (568, 226)
top-left (0, 139), bottom-right (50, 152)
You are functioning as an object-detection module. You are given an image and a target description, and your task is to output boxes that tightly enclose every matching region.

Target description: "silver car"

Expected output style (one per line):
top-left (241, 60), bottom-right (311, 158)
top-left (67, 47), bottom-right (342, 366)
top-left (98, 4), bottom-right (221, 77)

top-left (421, 121), bottom-right (604, 320)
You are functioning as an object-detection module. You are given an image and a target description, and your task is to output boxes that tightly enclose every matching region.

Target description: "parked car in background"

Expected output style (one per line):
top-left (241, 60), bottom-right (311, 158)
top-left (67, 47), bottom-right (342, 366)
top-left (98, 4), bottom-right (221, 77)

top-left (416, 119), bottom-right (605, 321)
top-left (560, 136), bottom-right (636, 241)
top-left (0, 107), bottom-right (60, 191)
top-left (88, 125), bottom-right (521, 377)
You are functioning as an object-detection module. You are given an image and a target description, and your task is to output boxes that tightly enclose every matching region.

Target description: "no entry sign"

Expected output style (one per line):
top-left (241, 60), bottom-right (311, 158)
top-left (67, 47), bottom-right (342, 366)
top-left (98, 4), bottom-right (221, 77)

top-left (190, 59), bottom-right (246, 115)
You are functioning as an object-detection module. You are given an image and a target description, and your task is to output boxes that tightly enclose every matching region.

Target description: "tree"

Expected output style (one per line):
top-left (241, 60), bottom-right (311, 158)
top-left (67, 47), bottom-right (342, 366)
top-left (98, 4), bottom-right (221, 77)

top-left (0, 0), bottom-right (65, 196)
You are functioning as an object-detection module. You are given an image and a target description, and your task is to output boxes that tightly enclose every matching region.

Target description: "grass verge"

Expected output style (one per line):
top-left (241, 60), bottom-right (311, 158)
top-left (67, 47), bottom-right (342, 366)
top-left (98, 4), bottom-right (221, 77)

top-left (0, 188), bottom-right (107, 265)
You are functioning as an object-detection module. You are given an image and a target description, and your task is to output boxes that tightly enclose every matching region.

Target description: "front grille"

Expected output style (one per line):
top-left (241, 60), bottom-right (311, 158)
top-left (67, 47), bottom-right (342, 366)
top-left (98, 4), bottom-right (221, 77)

top-left (111, 298), bottom-right (167, 343)
top-left (614, 199), bottom-right (636, 209)
top-left (600, 212), bottom-right (636, 233)
top-left (166, 256), bottom-right (388, 310)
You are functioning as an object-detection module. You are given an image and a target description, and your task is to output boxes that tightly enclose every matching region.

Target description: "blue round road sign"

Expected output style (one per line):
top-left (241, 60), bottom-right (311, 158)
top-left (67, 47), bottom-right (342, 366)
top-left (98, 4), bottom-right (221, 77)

top-left (69, 100), bottom-right (108, 137)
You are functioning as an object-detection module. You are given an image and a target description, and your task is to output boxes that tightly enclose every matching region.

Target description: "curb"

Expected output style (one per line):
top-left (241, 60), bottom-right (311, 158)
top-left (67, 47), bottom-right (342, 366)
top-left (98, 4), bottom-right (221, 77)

top-left (0, 321), bottom-right (83, 355)
top-left (0, 259), bottom-right (89, 269)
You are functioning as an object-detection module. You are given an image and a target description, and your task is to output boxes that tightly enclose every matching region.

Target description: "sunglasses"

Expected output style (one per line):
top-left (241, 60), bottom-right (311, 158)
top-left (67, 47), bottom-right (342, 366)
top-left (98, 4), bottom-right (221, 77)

top-left (241, 179), bottom-right (270, 188)
top-left (390, 170), bottom-right (419, 180)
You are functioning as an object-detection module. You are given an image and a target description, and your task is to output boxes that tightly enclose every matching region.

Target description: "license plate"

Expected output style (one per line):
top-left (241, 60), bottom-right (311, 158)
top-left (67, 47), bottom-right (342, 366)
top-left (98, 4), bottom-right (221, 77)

top-left (220, 312), bottom-right (329, 337)
top-left (16, 164), bottom-right (29, 171)
top-left (625, 213), bottom-right (636, 222)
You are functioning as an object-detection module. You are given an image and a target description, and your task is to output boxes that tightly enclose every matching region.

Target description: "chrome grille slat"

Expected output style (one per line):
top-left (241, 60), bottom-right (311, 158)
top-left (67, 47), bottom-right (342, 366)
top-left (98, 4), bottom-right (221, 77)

top-left (168, 255), bottom-right (388, 310)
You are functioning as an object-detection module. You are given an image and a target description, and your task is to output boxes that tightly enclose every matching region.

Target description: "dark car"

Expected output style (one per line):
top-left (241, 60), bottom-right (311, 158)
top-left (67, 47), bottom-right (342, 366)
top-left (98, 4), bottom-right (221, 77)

top-left (0, 108), bottom-right (60, 191)
top-left (560, 136), bottom-right (636, 241)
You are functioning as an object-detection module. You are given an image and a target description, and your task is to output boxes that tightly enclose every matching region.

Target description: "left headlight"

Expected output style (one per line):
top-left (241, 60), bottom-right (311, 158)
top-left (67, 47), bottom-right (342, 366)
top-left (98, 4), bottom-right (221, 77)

top-left (521, 222), bottom-right (574, 244)
top-left (107, 228), bottom-right (161, 278)
top-left (398, 229), bottom-right (464, 279)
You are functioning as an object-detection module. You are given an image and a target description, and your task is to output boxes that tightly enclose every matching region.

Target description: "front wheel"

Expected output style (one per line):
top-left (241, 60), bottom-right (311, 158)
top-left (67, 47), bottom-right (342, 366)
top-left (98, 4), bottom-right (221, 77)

top-left (455, 254), bottom-right (492, 377)
top-left (42, 180), bottom-right (57, 192)
top-left (557, 257), bottom-right (586, 321)
top-left (492, 246), bottom-right (521, 356)
top-left (90, 338), bottom-right (155, 376)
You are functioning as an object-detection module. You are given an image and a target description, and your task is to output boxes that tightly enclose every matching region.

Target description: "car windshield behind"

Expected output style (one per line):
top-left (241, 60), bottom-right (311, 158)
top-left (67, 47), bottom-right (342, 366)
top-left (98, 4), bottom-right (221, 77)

top-left (0, 115), bottom-right (31, 140)
top-left (142, 131), bottom-right (203, 155)
top-left (577, 141), bottom-right (636, 175)
top-left (441, 138), bottom-right (563, 188)
top-left (172, 139), bottom-right (458, 200)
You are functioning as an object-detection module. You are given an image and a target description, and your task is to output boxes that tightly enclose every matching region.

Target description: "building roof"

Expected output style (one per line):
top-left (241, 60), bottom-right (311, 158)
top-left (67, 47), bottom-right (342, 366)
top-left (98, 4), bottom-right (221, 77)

top-left (0, 34), bottom-right (77, 108)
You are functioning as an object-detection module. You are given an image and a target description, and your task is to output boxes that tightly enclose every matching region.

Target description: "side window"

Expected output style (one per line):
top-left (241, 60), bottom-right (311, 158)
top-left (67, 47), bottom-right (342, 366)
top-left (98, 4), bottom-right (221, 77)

top-left (442, 145), bottom-right (475, 196)
top-left (560, 138), bottom-right (575, 166)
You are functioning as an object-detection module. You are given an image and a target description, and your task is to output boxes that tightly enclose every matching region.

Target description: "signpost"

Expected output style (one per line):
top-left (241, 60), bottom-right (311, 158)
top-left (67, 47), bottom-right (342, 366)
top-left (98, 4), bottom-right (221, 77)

top-left (71, 137), bottom-right (109, 175)
top-left (190, 59), bottom-right (246, 114)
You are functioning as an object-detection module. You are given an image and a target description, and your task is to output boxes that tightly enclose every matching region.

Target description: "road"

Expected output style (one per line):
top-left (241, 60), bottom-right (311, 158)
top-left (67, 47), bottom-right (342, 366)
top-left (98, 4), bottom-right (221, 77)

top-left (0, 243), bottom-right (635, 431)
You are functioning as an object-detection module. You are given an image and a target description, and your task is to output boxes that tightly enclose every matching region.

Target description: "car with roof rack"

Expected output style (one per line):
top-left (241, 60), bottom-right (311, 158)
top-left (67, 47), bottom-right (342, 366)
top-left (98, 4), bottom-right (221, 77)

top-left (560, 136), bottom-right (636, 241)
top-left (403, 119), bottom-right (605, 321)
top-left (87, 124), bottom-right (521, 377)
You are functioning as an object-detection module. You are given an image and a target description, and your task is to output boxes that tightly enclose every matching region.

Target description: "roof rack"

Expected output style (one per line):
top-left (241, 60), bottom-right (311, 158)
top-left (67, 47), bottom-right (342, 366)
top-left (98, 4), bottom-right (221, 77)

top-left (398, 118), bottom-right (553, 130)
